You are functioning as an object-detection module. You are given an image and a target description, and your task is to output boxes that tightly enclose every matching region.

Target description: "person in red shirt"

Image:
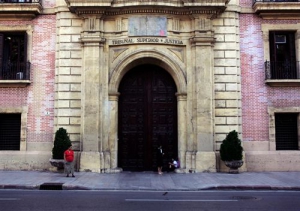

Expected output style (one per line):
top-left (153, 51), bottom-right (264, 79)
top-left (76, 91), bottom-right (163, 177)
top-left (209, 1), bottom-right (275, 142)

top-left (64, 144), bottom-right (75, 177)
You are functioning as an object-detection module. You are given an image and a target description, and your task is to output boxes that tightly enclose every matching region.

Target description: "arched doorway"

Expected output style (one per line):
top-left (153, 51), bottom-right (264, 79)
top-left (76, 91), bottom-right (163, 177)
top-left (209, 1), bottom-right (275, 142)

top-left (118, 64), bottom-right (178, 171)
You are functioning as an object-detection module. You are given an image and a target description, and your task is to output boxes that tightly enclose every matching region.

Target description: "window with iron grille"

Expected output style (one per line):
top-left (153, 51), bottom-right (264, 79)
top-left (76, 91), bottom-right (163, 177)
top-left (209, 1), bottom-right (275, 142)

top-left (0, 114), bottom-right (21, 150)
top-left (275, 113), bottom-right (298, 150)
top-left (0, 32), bottom-right (28, 80)
top-left (269, 31), bottom-right (297, 79)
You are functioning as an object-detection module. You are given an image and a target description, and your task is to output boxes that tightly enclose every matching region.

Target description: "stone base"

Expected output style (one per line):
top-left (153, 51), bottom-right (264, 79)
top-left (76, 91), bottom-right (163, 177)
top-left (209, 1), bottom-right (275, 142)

top-left (175, 168), bottom-right (188, 173)
top-left (246, 151), bottom-right (300, 172)
top-left (79, 151), bottom-right (103, 173)
top-left (0, 151), bottom-right (52, 171)
top-left (101, 168), bottom-right (123, 173)
top-left (195, 151), bottom-right (217, 172)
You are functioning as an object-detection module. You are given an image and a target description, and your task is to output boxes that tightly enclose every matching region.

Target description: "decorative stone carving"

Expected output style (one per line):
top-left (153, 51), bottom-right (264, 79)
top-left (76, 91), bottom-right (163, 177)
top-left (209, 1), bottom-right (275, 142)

top-left (168, 48), bottom-right (184, 62)
top-left (110, 48), bottom-right (129, 62)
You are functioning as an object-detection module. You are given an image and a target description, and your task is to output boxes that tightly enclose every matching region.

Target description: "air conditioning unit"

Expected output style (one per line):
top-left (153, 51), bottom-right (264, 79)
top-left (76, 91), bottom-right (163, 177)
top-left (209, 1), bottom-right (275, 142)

top-left (275, 35), bottom-right (286, 44)
top-left (16, 72), bottom-right (23, 80)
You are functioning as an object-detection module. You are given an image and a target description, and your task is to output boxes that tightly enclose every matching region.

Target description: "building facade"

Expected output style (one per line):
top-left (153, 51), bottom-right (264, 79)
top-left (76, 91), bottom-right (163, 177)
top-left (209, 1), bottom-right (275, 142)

top-left (0, 0), bottom-right (299, 173)
top-left (54, 0), bottom-right (242, 173)
top-left (0, 0), bottom-right (56, 170)
top-left (241, 0), bottom-right (300, 171)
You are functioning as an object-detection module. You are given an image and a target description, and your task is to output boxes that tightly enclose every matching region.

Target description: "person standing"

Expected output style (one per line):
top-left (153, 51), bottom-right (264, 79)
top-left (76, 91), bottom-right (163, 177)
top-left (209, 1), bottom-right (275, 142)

top-left (157, 145), bottom-right (164, 175)
top-left (64, 144), bottom-right (75, 177)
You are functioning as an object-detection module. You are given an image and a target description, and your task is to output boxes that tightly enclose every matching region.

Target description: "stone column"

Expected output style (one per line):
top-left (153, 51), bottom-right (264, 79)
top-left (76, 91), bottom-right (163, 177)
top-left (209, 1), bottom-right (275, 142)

top-left (176, 93), bottom-right (187, 172)
top-left (108, 92), bottom-right (121, 172)
top-left (79, 15), bottom-right (106, 173)
top-left (190, 17), bottom-right (216, 172)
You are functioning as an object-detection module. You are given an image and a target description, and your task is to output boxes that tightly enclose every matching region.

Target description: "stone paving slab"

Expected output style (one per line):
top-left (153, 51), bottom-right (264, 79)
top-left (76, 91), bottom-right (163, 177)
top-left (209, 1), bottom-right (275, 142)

top-left (0, 171), bottom-right (300, 191)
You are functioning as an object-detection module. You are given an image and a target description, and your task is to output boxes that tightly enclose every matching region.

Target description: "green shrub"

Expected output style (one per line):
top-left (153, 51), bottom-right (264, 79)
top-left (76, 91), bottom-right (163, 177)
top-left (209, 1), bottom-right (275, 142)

top-left (220, 130), bottom-right (243, 161)
top-left (52, 127), bottom-right (71, 159)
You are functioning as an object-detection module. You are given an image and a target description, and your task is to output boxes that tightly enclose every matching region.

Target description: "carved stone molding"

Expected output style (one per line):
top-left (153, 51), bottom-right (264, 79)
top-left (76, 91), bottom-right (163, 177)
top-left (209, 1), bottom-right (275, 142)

top-left (65, 0), bottom-right (228, 17)
top-left (80, 16), bottom-right (106, 43)
top-left (80, 37), bottom-right (106, 45)
top-left (190, 34), bottom-right (215, 46)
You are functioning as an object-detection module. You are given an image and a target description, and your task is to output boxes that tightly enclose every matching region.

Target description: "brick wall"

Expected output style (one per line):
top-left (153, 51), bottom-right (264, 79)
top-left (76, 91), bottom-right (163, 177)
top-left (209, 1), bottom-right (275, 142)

top-left (0, 15), bottom-right (56, 144)
top-left (240, 14), bottom-right (300, 142)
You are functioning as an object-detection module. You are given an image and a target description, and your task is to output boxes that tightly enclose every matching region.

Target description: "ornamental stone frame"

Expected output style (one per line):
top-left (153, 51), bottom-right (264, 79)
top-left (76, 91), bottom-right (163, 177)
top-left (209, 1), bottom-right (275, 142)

top-left (0, 106), bottom-right (28, 151)
top-left (262, 23), bottom-right (300, 86)
top-left (78, 19), bottom-right (218, 173)
top-left (268, 107), bottom-right (300, 151)
top-left (78, 39), bottom-right (217, 173)
top-left (108, 49), bottom-right (187, 171)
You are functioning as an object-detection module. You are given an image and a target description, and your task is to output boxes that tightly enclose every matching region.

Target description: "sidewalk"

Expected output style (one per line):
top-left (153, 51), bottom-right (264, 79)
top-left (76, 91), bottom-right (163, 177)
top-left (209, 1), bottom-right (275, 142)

top-left (0, 170), bottom-right (300, 191)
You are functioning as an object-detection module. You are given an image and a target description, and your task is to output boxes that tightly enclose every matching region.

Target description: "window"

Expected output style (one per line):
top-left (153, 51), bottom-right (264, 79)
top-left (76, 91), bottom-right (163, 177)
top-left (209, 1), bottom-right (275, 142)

top-left (0, 32), bottom-right (29, 80)
top-left (275, 113), bottom-right (298, 150)
top-left (0, 113), bottom-right (21, 150)
top-left (269, 31), bottom-right (297, 79)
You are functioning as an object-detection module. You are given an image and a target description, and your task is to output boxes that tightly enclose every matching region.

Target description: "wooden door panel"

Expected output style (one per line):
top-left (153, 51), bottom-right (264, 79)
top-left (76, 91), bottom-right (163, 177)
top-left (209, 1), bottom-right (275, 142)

top-left (151, 69), bottom-right (177, 168)
top-left (118, 65), bottom-right (177, 171)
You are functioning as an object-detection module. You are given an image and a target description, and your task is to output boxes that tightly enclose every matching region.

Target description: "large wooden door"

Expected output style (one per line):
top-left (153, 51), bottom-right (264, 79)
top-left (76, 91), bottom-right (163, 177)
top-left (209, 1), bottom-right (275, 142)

top-left (118, 64), bottom-right (178, 171)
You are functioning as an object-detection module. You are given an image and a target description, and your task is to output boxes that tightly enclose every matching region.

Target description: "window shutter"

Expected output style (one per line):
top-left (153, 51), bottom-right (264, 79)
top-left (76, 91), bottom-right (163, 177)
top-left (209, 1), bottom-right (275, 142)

top-left (288, 33), bottom-right (296, 63)
top-left (269, 31), bottom-right (276, 62)
top-left (275, 113), bottom-right (298, 150)
top-left (24, 32), bottom-right (28, 62)
top-left (0, 33), bottom-right (3, 75)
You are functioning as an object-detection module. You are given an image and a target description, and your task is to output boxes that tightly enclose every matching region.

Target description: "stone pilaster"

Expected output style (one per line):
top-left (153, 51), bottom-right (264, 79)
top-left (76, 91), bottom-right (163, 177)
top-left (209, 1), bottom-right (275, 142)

top-left (190, 16), bottom-right (216, 172)
top-left (108, 93), bottom-right (120, 170)
top-left (176, 93), bottom-right (187, 171)
top-left (79, 15), bottom-right (106, 173)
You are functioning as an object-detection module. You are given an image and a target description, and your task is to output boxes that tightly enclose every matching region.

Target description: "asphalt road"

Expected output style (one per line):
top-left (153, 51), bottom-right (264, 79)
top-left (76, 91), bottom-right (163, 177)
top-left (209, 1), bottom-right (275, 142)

top-left (1, 190), bottom-right (300, 211)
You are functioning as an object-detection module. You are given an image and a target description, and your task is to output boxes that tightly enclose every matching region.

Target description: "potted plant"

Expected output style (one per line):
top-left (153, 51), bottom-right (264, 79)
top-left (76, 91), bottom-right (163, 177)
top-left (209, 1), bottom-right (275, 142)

top-left (49, 127), bottom-right (72, 170)
top-left (220, 130), bottom-right (244, 173)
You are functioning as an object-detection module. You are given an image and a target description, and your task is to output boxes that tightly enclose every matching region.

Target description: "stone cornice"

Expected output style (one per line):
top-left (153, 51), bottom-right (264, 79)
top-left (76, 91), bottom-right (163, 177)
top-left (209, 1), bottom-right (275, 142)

top-left (253, 2), bottom-right (300, 19)
top-left (0, 3), bottom-right (42, 20)
top-left (65, 0), bottom-right (229, 17)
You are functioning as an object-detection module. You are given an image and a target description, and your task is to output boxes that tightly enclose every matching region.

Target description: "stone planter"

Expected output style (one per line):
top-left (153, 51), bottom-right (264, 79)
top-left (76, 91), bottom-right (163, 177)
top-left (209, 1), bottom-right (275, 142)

top-left (224, 160), bottom-right (243, 174)
top-left (49, 158), bottom-right (65, 170)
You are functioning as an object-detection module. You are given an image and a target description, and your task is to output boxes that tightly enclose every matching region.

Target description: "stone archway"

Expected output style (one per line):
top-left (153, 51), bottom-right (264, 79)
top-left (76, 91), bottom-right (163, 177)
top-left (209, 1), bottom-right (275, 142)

top-left (108, 50), bottom-right (187, 171)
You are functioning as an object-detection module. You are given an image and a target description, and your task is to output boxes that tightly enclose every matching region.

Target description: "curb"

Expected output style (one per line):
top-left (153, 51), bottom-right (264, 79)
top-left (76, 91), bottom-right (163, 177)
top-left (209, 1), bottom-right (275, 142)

top-left (1, 184), bottom-right (300, 191)
top-left (203, 185), bottom-right (300, 191)
top-left (0, 185), bottom-right (39, 190)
